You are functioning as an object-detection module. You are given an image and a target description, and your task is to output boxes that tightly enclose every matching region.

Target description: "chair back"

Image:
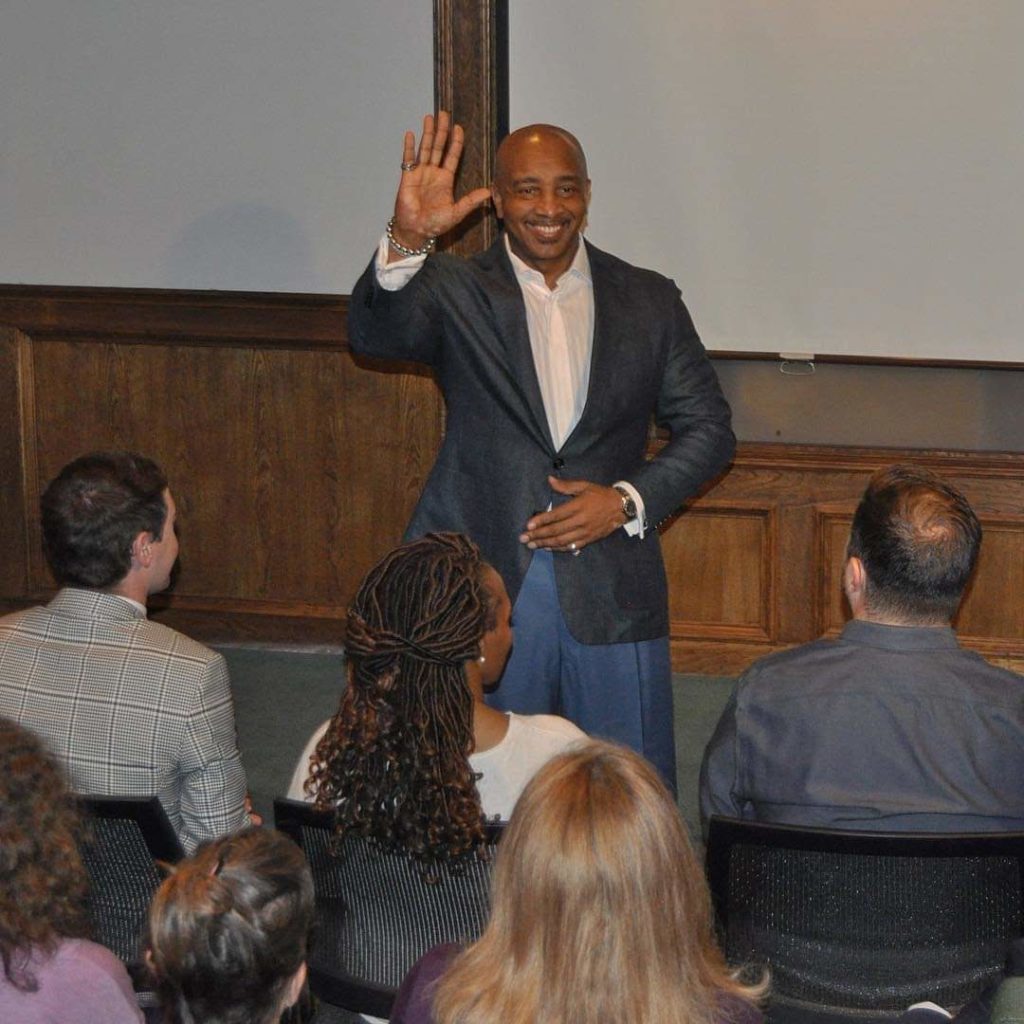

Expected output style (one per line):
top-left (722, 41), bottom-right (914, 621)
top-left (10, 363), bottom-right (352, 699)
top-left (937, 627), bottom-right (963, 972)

top-left (274, 797), bottom-right (502, 1018)
top-left (78, 795), bottom-right (184, 970)
top-left (706, 816), bottom-right (1024, 1018)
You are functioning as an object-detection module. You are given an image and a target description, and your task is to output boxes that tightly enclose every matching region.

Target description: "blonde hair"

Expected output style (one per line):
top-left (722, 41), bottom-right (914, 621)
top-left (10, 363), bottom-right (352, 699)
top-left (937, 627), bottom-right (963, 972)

top-left (433, 741), bottom-right (765, 1024)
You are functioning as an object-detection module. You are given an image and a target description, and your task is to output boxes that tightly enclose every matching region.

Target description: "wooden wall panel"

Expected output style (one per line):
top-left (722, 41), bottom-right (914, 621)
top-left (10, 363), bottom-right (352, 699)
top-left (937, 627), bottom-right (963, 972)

top-left (0, 328), bottom-right (30, 596)
top-left (957, 519), bottom-right (1024, 646)
top-left (818, 509), bottom-right (856, 636)
top-left (664, 504), bottom-right (774, 641)
top-left (670, 447), bottom-right (1024, 675)
top-left (2, 286), bottom-right (1023, 672)
top-left (0, 287), bottom-right (443, 645)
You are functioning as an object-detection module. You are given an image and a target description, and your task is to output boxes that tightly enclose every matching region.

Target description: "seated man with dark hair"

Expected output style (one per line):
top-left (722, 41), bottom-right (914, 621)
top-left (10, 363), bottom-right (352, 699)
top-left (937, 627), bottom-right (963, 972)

top-left (0, 451), bottom-right (252, 852)
top-left (700, 463), bottom-right (1024, 835)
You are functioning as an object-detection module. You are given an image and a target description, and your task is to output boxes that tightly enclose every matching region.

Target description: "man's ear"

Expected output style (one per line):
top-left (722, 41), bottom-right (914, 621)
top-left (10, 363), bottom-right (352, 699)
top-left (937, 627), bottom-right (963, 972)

top-left (843, 555), bottom-right (867, 613)
top-left (131, 531), bottom-right (154, 568)
top-left (491, 183), bottom-right (503, 219)
top-left (845, 555), bottom-right (865, 591)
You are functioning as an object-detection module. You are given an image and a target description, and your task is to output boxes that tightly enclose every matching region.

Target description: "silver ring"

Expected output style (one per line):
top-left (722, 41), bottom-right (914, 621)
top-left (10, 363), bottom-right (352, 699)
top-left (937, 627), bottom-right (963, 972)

top-left (570, 542), bottom-right (581, 557)
top-left (401, 160), bottom-right (419, 172)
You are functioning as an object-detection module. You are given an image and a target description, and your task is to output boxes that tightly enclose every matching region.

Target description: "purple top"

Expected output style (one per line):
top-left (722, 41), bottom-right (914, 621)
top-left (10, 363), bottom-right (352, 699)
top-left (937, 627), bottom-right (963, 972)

top-left (0, 938), bottom-right (143, 1024)
top-left (390, 943), bottom-right (764, 1024)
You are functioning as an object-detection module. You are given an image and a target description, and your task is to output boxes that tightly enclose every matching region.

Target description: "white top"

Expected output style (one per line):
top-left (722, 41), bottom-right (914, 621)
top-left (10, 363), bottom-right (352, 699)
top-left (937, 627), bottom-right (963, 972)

top-left (287, 711), bottom-right (585, 820)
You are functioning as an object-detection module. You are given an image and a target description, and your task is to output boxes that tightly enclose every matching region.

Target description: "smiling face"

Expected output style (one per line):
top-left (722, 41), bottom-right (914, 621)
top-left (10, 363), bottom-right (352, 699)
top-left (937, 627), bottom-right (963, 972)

top-left (492, 126), bottom-right (591, 289)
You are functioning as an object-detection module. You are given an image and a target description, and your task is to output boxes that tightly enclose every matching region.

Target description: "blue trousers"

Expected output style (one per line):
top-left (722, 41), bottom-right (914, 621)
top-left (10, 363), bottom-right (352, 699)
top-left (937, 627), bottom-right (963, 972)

top-left (487, 548), bottom-right (677, 795)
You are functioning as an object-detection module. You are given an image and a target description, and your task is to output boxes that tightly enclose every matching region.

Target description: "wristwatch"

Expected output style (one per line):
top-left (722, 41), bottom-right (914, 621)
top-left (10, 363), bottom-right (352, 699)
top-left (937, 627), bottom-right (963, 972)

top-left (612, 485), bottom-right (638, 521)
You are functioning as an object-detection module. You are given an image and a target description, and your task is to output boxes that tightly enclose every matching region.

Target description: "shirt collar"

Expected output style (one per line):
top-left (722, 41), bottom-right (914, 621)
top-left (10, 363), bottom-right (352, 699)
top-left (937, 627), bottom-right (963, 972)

top-left (840, 618), bottom-right (960, 651)
top-left (49, 587), bottom-right (148, 621)
top-left (503, 234), bottom-right (592, 290)
top-left (115, 594), bottom-right (149, 616)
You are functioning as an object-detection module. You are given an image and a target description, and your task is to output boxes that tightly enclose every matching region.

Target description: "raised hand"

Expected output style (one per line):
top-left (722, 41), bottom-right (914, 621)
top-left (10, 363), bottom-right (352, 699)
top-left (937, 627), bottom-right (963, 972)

top-left (388, 111), bottom-right (492, 259)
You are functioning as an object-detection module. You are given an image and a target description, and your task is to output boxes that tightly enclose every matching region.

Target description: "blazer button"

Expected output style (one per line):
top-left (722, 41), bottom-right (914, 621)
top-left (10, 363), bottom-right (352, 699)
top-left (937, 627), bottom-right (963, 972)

top-left (552, 458), bottom-right (565, 470)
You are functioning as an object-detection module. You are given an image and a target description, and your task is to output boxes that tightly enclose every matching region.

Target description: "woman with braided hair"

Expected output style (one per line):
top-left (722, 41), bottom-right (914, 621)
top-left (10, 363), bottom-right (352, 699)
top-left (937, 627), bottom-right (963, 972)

top-left (146, 827), bottom-right (313, 1024)
top-left (287, 532), bottom-right (584, 871)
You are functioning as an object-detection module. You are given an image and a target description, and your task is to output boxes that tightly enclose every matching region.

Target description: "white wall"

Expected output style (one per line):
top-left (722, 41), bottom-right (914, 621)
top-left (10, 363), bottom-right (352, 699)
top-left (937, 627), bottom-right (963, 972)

top-left (510, 1), bottom-right (1024, 362)
top-left (1, 0), bottom-right (432, 293)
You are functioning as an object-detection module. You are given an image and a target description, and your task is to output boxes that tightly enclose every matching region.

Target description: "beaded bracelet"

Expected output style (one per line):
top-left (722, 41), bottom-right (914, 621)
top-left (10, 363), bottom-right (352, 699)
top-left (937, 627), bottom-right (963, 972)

top-left (386, 217), bottom-right (437, 258)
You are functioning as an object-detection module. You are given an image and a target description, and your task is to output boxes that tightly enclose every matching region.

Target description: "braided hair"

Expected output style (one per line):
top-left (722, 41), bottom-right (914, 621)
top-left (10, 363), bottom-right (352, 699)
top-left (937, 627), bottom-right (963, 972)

top-left (147, 828), bottom-right (313, 1024)
top-left (306, 532), bottom-right (497, 875)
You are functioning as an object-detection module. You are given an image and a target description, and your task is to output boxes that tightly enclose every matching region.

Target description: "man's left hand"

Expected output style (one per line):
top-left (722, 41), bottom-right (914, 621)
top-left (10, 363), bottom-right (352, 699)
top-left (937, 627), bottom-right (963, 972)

top-left (519, 476), bottom-right (626, 554)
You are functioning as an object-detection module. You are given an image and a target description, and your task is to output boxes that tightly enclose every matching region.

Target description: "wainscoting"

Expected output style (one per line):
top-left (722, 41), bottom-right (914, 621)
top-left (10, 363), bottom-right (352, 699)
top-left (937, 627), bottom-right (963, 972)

top-left (2, 285), bottom-right (1022, 674)
top-left (666, 444), bottom-right (1024, 674)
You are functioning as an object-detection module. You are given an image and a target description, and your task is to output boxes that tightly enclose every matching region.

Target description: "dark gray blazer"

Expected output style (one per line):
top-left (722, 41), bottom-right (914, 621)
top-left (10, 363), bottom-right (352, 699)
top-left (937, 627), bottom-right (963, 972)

top-left (348, 237), bottom-right (735, 645)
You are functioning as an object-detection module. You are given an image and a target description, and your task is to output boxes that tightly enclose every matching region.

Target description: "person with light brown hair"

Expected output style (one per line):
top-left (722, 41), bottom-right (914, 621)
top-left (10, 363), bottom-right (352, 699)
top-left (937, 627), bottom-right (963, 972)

top-left (0, 716), bottom-right (143, 1023)
top-left (389, 740), bottom-right (766, 1024)
top-left (146, 827), bottom-right (313, 1024)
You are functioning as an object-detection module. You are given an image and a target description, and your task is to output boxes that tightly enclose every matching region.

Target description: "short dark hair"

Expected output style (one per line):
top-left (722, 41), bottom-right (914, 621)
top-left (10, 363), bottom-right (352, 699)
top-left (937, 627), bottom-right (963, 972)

top-left (847, 464), bottom-right (981, 623)
top-left (40, 451), bottom-right (169, 588)
top-left (147, 828), bottom-right (314, 1024)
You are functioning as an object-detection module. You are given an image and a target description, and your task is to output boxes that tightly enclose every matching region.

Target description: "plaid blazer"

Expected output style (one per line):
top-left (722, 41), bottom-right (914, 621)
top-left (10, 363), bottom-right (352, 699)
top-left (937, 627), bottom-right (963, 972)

top-left (0, 588), bottom-right (251, 852)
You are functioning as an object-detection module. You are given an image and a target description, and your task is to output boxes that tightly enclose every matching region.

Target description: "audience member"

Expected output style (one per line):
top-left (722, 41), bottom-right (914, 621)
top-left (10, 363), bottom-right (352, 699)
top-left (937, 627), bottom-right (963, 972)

top-left (0, 716), bottom-right (144, 1023)
top-left (288, 532), bottom-right (583, 872)
top-left (146, 827), bottom-right (312, 1024)
top-left (0, 451), bottom-right (252, 853)
top-left (700, 463), bottom-right (1024, 833)
top-left (390, 740), bottom-right (765, 1024)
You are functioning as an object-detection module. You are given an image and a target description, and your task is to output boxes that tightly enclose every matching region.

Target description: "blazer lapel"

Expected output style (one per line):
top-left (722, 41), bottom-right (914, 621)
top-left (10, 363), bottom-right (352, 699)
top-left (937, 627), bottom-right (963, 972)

top-left (565, 241), bottom-right (625, 451)
top-left (476, 238), bottom-right (555, 451)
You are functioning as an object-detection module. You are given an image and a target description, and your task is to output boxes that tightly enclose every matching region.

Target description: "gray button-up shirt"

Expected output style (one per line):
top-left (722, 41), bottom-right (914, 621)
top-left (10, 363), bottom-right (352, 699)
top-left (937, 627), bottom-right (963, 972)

top-left (700, 619), bottom-right (1024, 835)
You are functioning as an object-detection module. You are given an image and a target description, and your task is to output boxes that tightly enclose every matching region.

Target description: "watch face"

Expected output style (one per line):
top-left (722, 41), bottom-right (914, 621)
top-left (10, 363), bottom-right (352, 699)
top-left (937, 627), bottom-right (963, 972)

top-left (615, 487), bottom-right (637, 519)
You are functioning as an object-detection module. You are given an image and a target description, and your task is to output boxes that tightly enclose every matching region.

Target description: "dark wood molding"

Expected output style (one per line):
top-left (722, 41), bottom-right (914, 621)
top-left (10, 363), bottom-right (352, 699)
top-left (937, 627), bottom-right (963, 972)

top-left (710, 350), bottom-right (1024, 371)
top-left (433, 0), bottom-right (505, 256)
top-left (0, 284), bottom-right (348, 349)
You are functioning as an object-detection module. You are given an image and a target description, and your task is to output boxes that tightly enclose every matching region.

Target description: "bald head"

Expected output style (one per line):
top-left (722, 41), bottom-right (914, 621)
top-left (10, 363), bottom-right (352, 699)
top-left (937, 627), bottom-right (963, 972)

top-left (495, 124), bottom-right (589, 184)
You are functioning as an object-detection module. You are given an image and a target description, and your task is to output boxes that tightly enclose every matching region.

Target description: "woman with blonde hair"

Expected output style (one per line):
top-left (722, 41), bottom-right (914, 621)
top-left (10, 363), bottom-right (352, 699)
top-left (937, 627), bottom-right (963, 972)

top-left (390, 740), bottom-right (766, 1024)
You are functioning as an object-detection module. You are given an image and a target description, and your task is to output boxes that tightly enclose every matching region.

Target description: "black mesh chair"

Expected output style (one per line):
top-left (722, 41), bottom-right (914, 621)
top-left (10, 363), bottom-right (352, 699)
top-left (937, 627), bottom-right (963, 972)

top-left (78, 795), bottom-right (184, 995)
top-left (274, 797), bottom-right (503, 1019)
top-left (706, 816), bottom-right (1024, 1024)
